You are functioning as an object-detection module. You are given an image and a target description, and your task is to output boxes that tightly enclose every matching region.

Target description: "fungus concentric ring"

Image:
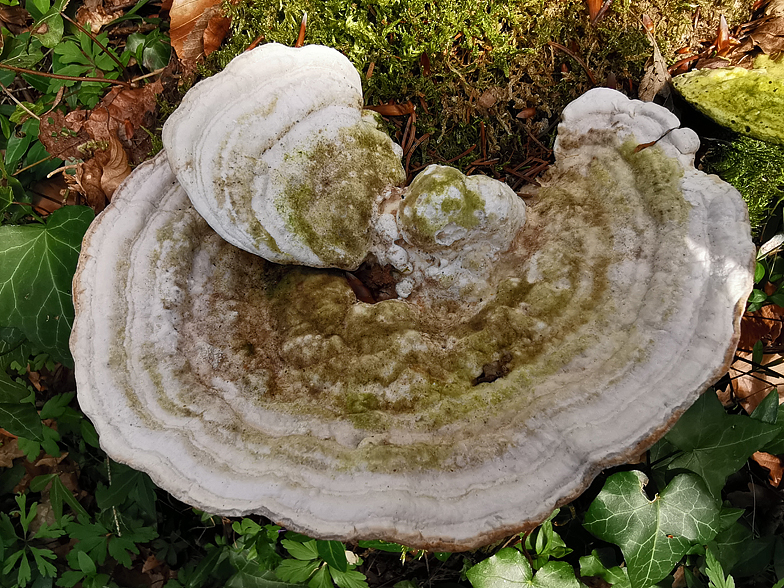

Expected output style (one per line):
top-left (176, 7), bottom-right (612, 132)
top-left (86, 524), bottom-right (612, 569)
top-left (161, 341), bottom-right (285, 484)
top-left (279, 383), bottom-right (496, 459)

top-left (71, 57), bottom-right (753, 549)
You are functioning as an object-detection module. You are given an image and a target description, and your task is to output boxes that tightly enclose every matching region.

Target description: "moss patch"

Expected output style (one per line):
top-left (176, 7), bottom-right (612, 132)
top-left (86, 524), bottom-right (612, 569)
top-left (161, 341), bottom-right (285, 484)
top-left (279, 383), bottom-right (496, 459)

top-left (211, 0), bottom-right (745, 174)
top-left (703, 135), bottom-right (784, 233)
top-left (674, 55), bottom-right (784, 144)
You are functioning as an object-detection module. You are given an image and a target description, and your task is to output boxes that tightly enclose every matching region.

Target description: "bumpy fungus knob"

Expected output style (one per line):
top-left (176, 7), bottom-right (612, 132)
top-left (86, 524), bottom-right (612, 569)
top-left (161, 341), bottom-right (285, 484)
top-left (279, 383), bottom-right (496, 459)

top-left (398, 165), bottom-right (525, 252)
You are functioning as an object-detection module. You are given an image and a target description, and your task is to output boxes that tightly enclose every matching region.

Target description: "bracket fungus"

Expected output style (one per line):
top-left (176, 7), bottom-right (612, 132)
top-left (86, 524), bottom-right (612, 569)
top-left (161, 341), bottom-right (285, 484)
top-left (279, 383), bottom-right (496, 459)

top-left (71, 44), bottom-right (754, 550)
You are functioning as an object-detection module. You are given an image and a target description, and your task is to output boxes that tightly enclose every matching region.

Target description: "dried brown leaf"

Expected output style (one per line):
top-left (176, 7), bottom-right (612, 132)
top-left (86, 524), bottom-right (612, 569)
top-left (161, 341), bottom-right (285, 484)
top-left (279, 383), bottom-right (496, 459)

top-left (752, 451), bottom-right (784, 486)
top-left (0, 438), bottom-right (25, 468)
top-left (739, 303), bottom-right (784, 350)
top-left (639, 27), bottom-right (671, 101)
top-left (729, 351), bottom-right (784, 413)
top-left (364, 102), bottom-right (415, 116)
top-left (76, 158), bottom-right (108, 211)
top-left (203, 13), bottom-right (230, 55)
top-left (170, 0), bottom-right (227, 63)
top-left (75, 0), bottom-right (115, 33)
top-left (95, 131), bottom-right (131, 198)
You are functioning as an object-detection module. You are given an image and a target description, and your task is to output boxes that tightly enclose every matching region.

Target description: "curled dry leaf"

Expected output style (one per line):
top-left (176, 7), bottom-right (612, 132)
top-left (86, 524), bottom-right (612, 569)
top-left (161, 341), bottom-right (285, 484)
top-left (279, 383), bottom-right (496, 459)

top-left (0, 438), bottom-right (25, 468)
top-left (738, 302), bottom-right (784, 350)
top-left (170, 0), bottom-right (231, 65)
top-left (752, 451), bottom-right (784, 486)
top-left (75, 0), bottom-right (116, 32)
top-left (73, 132), bottom-right (130, 211)
top-left (638, 18), bottom-right (671, 101)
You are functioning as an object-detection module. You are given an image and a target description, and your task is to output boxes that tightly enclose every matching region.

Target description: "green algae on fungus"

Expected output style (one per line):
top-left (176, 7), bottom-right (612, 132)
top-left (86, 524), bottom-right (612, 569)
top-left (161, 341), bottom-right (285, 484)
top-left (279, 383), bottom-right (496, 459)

top-left (674, 55), bottom-right (784, 144)
top-left (277, 120), bottom-right (406, 268)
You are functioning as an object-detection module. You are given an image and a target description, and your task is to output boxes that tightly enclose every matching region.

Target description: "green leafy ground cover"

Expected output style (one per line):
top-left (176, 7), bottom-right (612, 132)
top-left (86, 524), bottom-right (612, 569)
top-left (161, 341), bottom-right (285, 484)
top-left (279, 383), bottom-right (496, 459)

top-left (2, 0), bottom-right (784, 586)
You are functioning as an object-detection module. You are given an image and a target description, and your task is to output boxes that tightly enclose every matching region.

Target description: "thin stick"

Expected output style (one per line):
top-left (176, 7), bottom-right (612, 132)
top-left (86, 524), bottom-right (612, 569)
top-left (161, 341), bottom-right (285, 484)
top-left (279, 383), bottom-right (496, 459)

top-left (13, 154), bottom-right (55, 176)
top-left (0, 80), bottom-right (39, 120)
top-left (548, 41), bottom-right (598, 85)
top-left (61, 13), bottom-right (129, 80)
top-left (0, 64), bottom-right (130, 88)
top-left (405, 133), bottom-right (430, 177)
top-left (130, 67), bottom-right (167, 83)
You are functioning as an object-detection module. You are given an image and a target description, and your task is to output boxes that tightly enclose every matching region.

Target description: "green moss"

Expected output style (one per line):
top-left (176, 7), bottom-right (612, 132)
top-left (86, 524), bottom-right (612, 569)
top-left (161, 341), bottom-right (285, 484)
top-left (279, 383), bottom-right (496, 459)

top-left (209, 0), bottom-right (740, 173)
top-left (703, 135), bottom-right (784, 233)
top-left (674, 55), bottom-right (784, 144)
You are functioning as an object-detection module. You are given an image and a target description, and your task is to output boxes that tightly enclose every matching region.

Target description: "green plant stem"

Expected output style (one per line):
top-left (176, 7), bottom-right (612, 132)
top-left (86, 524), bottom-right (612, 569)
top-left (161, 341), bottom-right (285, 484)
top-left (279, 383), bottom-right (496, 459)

top-left (0, 64), bottom-right (130, 88)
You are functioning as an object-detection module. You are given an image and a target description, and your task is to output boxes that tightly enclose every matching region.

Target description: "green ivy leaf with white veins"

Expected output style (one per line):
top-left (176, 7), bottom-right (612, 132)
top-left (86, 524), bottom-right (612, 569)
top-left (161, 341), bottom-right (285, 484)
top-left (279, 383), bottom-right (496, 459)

top-left (583, 471), bottom-right (722, 588)
top-left (466, 548), bottom-right (580, 588)
top-left (0, 206), bottom-right (94, 366)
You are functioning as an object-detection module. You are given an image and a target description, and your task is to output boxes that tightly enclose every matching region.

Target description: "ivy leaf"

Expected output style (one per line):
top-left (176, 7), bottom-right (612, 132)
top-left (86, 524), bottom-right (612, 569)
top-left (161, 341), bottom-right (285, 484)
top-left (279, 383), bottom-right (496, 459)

top-left (583, 471), bottom-right (721, 588)
top-left (467, 548), bottom-right (533, 588)
top-left (663, 390), bottom-right (780, 496)
top-left (579, 551), bottom-right (631, 588)
top-left (0, 402), bottom-right (42, 440)
top-left (317, 540), bottom-right (348, 573)
top-left (0, 370), bottom-right (30, 402)
top-left (466, 548), bottom-right (579, 588)
top-left (0, 206), bottom-right (94, 366)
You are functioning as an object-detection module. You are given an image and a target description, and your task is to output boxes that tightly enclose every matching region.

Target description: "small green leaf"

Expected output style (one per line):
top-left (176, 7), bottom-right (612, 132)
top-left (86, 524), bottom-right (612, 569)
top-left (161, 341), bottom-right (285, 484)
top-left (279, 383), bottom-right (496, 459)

top-left (467, 548), bottom-right (532, 588)
top-left (329, 568), bottom-right (368, 588)
top-left (317, 540), bottom-right (348, 573)
top-left (30, 473), bottom-right (90, 523)
top-left (584, 471), bottom-right (721, 588)
top-left (275, 558), bottom-right (320, 583)
top-left (77, 550), bottom-right (96, 574)
top-left (579, 551), bottom-right (631, 588)
top-left (752, 340), bottom-right (764, 368)
top-left (749, 289), bottom-right (768, 304)
top-left (309, 565), bottom-right (333, 588)
top-left (356, 540), bottom-right (406, 553)
top-left (705, 548), bottom-right (734, 588)
top-left (755, 262), bottom-right (765, 283)
top-left (282, 539), bottom-right (319, 561)
top-left (227, 568), bottom-right (306, 588)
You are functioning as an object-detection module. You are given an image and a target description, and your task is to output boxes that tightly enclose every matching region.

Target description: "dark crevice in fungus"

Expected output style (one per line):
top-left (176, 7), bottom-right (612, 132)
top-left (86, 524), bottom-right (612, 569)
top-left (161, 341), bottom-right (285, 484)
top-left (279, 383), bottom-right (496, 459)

top-left (472, 351), bottom-right (512, 385)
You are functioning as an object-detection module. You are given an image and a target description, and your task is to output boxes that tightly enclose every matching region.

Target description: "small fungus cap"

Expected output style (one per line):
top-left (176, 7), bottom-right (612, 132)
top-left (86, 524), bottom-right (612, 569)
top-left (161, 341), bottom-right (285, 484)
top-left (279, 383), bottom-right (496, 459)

top-left (162, 43), bottom-right (405, 269)
top-left (73, 84), bottom-right (753, 550)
